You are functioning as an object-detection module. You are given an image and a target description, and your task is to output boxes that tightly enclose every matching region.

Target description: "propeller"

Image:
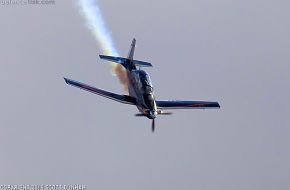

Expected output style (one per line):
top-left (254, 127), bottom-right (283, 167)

top-left (152, 119), bottom-right (155, 132)
top-left (157, 110), bottom-right (173, 115)
top-left (135, 113), bottom-right (146, 117)
top-left (159, 112), bottom-right (172, 115)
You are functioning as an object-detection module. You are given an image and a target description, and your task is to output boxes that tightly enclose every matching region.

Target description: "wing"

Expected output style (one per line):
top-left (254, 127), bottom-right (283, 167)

top-left (156, 100), bottom-right (220, 109)
top-left (64, 78), bottom-right (136, 105)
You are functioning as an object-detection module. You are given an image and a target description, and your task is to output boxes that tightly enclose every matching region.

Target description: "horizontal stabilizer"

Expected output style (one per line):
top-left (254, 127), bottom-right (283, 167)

top-left (64, 78), bottom-right (136, 105)
top-left (132, 60), bottom-right (152, 67)
top-left (99, 55), bottom-right (152, 68)
top-left (99, 55), bottom-right (128, 67)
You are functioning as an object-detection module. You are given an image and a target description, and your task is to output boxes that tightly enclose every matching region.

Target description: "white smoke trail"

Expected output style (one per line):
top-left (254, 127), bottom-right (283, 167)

top-left (77, 0), bottom-right (128, 91)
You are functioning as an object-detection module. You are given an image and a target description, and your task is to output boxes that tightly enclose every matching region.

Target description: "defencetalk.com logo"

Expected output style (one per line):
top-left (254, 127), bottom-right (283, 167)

top-left (0, 0), bottom-right (56, 6)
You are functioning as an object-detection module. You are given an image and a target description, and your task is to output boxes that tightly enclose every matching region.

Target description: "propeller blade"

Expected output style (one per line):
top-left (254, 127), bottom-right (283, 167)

top-left (152, 119), bottom-right (155, 132)
top-left (157, 110), bottom-right (173, 115)
top-left (160, 112), bottom-right (172, 115)
top-left (135, 113), bottom-right (146, 117)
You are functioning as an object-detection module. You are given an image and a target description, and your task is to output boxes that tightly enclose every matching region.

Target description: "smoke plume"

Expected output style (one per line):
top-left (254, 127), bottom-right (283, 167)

top-left (77, 0), bottom-right (128, 91)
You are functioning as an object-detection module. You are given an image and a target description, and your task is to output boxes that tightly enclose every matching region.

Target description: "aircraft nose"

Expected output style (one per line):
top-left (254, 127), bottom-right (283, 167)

top-left (149, 110), bottom-right (157, 119)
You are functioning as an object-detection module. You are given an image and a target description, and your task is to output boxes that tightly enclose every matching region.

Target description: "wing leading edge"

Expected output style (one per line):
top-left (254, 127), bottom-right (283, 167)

top-left (64, 78), bottom-right (136, 105)
top-left (156, 100), bottom-right (220, 109)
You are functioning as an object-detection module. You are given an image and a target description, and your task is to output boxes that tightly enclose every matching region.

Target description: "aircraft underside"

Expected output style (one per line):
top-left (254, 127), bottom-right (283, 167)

top-left (64, 38), bottom-right (220, 132)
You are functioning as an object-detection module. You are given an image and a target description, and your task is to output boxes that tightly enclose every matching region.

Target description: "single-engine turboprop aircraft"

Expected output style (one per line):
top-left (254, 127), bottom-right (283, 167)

top-left (64, 39), bottom-right (220, 132)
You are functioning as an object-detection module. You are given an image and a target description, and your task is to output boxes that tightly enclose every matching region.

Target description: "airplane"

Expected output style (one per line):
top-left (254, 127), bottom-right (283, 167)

top-left (64, 38), bottom-right (220, 132)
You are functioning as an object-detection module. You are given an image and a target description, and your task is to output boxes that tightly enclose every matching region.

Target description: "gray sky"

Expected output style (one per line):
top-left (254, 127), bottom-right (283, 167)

top-left (0, 0), bottom-right (290, 190)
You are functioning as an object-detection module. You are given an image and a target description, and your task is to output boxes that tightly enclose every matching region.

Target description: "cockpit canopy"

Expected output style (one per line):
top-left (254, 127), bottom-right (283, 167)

top-left (138, 70), bottom-right (153, 94)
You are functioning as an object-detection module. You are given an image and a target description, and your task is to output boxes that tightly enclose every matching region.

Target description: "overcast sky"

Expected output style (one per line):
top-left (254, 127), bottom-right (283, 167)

top-left (0, 0), bottom-right (290, 190)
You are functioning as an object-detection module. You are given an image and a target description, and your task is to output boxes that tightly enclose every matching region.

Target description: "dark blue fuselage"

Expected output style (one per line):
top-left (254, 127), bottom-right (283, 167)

top-left (127, 69), bottom-right (157, 119)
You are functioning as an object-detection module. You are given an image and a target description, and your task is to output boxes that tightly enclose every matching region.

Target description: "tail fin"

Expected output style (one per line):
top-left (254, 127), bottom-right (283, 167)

top-left (99, 38), bottom-right (152, 70)
top-left (127, 38), bottom-right (136, 60)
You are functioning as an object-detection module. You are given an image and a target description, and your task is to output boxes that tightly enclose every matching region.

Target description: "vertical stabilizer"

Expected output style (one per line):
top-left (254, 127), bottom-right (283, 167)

top-left (127, 38), bottom-right (136, 60)
top-left (99, 38), bottom-right (152, 71)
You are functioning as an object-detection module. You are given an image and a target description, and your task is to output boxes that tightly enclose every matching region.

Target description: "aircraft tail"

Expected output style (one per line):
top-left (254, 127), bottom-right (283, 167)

top-left (99, 38), bottom-right (152, 70)
top-left (127, 38), bottom-right (136, 60)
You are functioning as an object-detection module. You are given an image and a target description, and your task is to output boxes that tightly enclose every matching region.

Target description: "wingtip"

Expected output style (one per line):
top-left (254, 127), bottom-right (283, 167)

top-left (99, 54), bottom-right (107, 60)
top-left (63, 77), bottom-right (69, 84)
top-left (211, 101), bottom-right (221, 109)
top-left (217, 102), bottom-right (221, 109)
